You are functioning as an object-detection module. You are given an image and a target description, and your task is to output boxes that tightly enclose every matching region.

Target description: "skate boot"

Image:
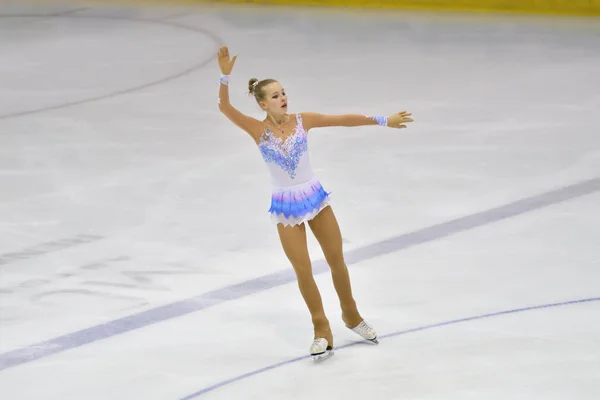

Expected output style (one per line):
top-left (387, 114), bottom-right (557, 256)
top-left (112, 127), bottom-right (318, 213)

top-left (310, 338), bottom-right (334, 362)
top-left (348, 320), bottom-right (378, 344)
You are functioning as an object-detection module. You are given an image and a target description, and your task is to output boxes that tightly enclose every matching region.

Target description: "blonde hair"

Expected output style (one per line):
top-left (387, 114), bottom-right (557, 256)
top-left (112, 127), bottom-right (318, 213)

top-left (248, 78), bottom-right (278, 102)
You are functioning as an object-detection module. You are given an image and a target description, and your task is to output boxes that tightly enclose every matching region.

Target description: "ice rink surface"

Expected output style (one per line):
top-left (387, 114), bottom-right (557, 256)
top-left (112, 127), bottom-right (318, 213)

top-left (0, 1), bottom-right (599, 399)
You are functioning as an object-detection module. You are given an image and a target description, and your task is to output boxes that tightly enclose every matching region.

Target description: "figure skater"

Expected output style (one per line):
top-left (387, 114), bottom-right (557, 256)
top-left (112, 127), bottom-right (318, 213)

top-left (216, 46), bottom-right (413, 361)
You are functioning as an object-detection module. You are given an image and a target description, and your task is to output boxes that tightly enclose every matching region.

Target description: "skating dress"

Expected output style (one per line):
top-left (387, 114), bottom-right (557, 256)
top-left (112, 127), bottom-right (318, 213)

top-left (258, 113), bottom-right (331, 227)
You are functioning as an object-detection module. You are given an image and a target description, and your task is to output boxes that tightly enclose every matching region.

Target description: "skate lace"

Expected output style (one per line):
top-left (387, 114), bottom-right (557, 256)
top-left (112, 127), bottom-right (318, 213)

top-left (311, 337), bottom-right (328, 349)
top-left (354, 321), bottom-right (375, 336)
top-left (357, 322), bottom-right (369, 332)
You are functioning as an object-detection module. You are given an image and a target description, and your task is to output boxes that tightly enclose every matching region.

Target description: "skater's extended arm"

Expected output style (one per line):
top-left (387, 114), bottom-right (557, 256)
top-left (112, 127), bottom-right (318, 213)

top-left (217, 46), bottom-right (263, 141)
top-left (302, 112), bottom-right (413, 131)
top-left (218, 79), bottom-right (263, 139)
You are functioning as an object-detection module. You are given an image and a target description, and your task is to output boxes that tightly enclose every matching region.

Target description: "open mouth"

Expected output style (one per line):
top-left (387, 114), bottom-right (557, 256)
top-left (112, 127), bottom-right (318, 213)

top-left (282, 103), bottom-right (287, 108)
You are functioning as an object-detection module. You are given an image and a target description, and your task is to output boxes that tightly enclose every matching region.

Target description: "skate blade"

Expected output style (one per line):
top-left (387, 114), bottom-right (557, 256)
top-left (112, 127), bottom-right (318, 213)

top-left (352, 332), bottom-right (379, 344)
top-left (311, 349), bottom-right (334, 363)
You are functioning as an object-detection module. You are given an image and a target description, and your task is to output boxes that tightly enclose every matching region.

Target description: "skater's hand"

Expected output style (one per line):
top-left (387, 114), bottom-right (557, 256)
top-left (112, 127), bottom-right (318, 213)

top-left (217, 45), bottom-right (237, 75)
top-left (387, 111), bottom-right (413, 129)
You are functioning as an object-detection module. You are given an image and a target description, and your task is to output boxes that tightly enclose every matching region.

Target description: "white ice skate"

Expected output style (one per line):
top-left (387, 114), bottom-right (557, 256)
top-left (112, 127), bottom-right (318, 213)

top-left (348, 320), bottom-right (379, 344)
top-left (310, 338), bottom-right (334, 362)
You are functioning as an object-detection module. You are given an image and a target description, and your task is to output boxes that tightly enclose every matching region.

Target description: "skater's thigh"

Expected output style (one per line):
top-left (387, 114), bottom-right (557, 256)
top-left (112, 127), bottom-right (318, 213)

top-left (307, 206), bottom-right (344, 265)
top-left (277, 222), bottom-right (311, 269)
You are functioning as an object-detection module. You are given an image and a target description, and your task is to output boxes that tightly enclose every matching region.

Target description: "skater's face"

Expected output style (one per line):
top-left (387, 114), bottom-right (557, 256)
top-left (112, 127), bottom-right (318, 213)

top-left (260, 82), bottom-right (288, 116)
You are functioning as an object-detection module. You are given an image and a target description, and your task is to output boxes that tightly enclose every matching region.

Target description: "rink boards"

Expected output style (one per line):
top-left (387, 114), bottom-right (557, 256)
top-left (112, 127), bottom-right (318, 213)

top-left (86, 0), bottom-right (600, 16)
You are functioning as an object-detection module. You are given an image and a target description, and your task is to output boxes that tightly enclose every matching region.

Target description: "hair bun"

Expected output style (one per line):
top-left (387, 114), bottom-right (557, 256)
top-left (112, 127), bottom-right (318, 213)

top-left (248, 78), bottom-right (259, 94)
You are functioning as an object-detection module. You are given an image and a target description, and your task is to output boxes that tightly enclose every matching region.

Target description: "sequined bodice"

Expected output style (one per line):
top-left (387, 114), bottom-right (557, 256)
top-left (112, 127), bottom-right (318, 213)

top-left (258, 113), bottom-right (315, 188)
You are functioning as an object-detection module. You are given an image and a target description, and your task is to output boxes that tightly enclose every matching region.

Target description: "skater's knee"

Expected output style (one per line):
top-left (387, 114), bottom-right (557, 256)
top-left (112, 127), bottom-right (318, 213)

top-left (290, 260), bottom-right (313, 277)
top-left (325, 253), bottom-right (346, 271)
top-left (282, 247), bottom-right (313, 275)
top-left (320, 245), bottom-right (345, 270)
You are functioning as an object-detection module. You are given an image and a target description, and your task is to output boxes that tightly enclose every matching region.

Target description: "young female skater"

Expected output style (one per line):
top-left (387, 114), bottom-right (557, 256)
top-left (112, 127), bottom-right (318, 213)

top-left (216, 46), bottom-right (413, 361)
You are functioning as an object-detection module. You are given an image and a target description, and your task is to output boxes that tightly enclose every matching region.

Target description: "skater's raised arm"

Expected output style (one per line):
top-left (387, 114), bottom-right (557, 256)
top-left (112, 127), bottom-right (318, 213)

top-left (301, 112), bottom-right (413, 131)
top-left (217, 46), bottom-right (264, 141)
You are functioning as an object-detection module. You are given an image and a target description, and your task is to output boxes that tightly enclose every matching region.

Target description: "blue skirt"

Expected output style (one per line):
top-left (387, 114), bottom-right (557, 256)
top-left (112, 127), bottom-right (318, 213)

top-left (268, 178), bottom-right (331, 227)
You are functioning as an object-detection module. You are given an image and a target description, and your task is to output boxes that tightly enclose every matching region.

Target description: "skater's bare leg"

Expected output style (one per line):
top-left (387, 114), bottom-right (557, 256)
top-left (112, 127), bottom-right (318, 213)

top-left (277, 222), bottom-right (333, 348)
top-left (308, 206), bottom-right (363, 328)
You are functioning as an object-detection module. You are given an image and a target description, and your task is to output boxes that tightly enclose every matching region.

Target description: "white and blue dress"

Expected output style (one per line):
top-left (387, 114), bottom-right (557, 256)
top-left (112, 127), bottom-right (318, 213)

top-left (258, 113), bottom-right (331, 227)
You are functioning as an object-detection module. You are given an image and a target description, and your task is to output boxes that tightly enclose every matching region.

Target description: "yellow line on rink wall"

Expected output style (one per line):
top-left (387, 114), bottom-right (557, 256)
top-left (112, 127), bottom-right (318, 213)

top-left (212, 0), bottom-right (600, 16)
top-left (84, 0), bottom-right (600, 16)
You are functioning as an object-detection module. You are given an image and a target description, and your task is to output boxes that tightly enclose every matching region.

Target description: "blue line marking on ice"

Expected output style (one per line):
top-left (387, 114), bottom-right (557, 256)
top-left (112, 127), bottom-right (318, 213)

top-left (0, 178), bottom-right (598, 371)
top-left (181, 296), bottom-right (600, 399)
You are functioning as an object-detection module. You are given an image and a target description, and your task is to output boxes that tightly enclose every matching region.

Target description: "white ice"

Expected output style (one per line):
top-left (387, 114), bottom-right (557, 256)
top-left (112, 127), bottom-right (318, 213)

top-left (0, 1), bottom-right (599, 399)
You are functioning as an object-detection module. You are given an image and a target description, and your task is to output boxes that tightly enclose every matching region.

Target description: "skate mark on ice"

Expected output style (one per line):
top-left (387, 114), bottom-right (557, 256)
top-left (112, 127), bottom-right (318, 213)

top-left (0, 177), bottom-right (598, 371)
top-left (0, 13), bottom-right (223, 120)
top-left (0, 234), bottom-right (103, 266)
top-left (180, 296), bottom-right (600, 399)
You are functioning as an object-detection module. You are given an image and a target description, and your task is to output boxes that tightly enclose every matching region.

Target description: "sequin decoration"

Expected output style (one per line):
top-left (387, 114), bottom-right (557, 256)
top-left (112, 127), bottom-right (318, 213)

top-left (259, 125), bottom-right (308, 179)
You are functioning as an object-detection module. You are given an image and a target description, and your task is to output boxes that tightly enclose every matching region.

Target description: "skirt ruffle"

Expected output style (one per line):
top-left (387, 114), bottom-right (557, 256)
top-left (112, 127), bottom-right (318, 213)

top-left (268, 179), bottom-right (331, 227)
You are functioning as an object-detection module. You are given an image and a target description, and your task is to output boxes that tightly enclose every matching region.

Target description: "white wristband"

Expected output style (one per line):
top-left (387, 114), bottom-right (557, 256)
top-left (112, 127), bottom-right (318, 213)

top-left (368, 116), bottom-right (388, 127)
top-left (219, 74), bottom-right (230, 86)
